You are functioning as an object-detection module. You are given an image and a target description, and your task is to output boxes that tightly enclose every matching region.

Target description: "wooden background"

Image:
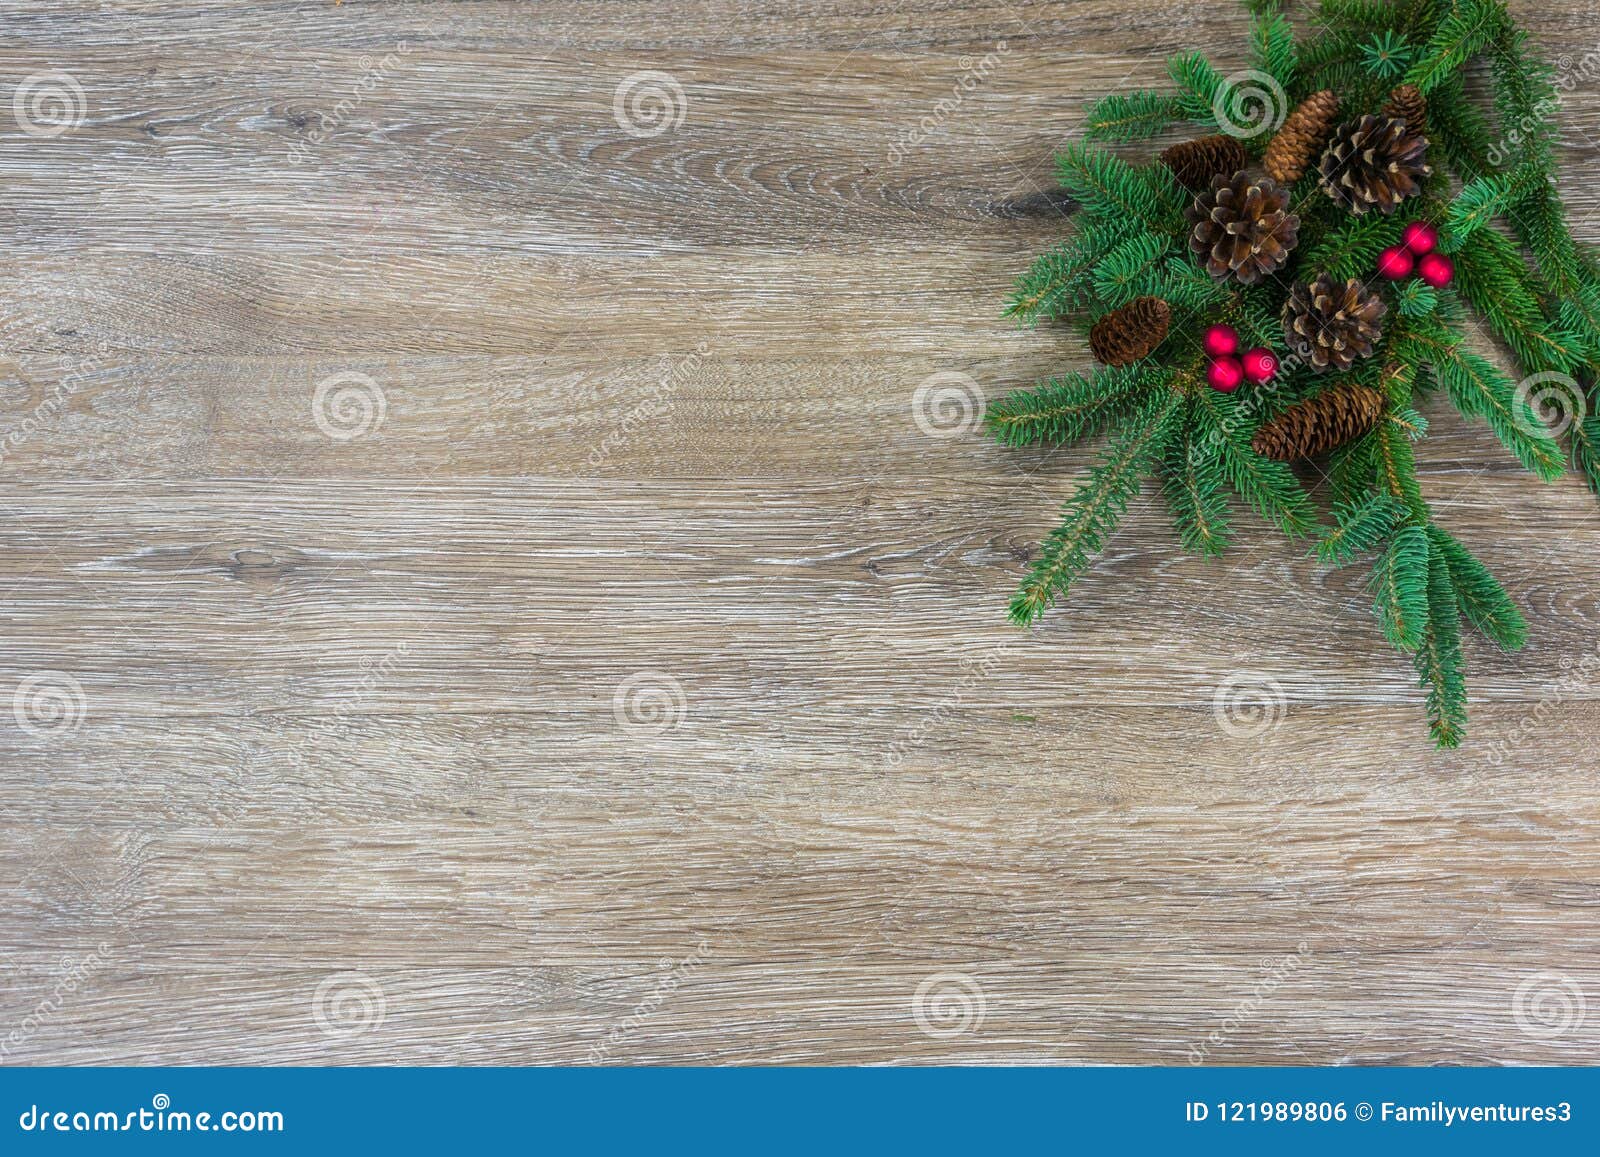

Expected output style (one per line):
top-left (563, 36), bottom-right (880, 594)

top-left (2, 0), bottom-right (1598, 1065)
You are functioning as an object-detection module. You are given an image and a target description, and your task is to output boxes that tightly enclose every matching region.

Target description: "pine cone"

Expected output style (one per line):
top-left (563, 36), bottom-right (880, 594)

top-left (1382, 84), bottom-right (1426, 131)
top-left (1088, 296), bottom-right (1171, 366)
top-left (1186, 170), bottom-right (1301, 285)
top-left (1251, 381), bottom-right (1386, 460)
top-left (1263, 89), bottom-right (1340, 185)
top-left (1318, 114), bottom-right (1430, 215)
top-left (1160, 134), bottom-right (1249, 191)
top-left (1282, 274), bottom-right (1387, 372)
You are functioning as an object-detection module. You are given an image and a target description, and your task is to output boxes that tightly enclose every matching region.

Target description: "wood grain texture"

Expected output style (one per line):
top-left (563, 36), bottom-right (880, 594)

top-left (3, 0), bottom-right (1600, 1066)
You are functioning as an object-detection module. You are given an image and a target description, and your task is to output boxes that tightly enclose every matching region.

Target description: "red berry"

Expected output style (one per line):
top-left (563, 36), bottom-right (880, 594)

top-left (1376, 245), bottom-right (1414, 280)
top-left (1240, 348), bottom-right (1278, 384)
top-left (1207, 355), bottom-right (1244, 393)
top-left (1202, 324), bottom-right (1239, 358)
top-left (1401, 220), bottom-right (1439, 255)
top-left (1417, 251), bottom-right (1454, 288)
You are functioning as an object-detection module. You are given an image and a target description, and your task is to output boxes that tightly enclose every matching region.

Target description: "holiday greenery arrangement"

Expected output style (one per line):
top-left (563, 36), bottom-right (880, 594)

top-left (990, 0), bottom-right (1600, 746)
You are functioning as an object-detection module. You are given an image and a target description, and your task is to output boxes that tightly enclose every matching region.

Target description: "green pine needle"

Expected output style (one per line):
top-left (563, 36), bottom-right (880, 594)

top-left (1252, 13), bottom-right (1300, 88)
top-left (1392, 325), bottom-right (1566, 480)
top-left (1006, 219), bottom-right (1134, 324)
top-left (1570, 409), bottom-right (1600, 500)
top-left (1191, 388), bottom-right (1317, 537)
top-left (1415, 534), bottom-right (1469, 747)
top-left (1404, 0), bottom-right (1507, 93)
top-left (1166, 52), bottom-right (1226, 128)
top-left (1055, 143), bottom-right (1183, 233)
top-left (1361, 31), bottom-right (1413, 79)
top-left (1397, 280), bottom-right (1437, 318)
top-left (1092, 233), bottom-right (1174, 308)
top-left (1009, 389), bottom-right (1184, 626)
top-left (985, 365), bottom-right (1161, 448)
top-left (1439, 166), bottom-right (1543, 253)
top-left (1316, 494), bottom-right (1407, 566)
top-left (1084, 91), bottom-right (1186, 142)
top-left (1370, 525), bottom-right (1431, 652)
top-left (1427, 525), bottom-right (1528, 650)
top-left (1161, 402), bottom-right (1234, 557)
top-left (1299, 215), bottom-right (1402, 282)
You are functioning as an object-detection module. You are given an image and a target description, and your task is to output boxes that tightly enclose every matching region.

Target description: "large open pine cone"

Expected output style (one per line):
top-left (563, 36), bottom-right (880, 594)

top-left (1318, 114), bottom-right (1430, 215)
top-left (1263, 89), bottom-right (1340, 185)
top-left (1160, 134), bottom-right (1249, 191)
top-left (1088, 296), bottom-right (1171, 366)
top-left (1252, 381), bottom-right (1386, 460)
top-left (1186, 170), bottom-right (1300, 285)
top-left (1282, 275), bottom-right (1386, 372)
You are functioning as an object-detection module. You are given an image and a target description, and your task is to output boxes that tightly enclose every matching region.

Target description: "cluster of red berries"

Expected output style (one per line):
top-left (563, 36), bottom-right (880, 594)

top-left (1377, 221), bottom-right (1453, 288)
top-left (1202, 325), bottom-right (1277, 393)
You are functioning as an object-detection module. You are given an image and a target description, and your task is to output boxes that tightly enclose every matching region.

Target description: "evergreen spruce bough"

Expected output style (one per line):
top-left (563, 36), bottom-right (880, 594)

top-left (992, 0), bottom-right (1598, 747)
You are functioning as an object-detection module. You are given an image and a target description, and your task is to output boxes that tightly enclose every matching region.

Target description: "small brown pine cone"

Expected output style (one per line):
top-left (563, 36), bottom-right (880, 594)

top-left (1088, 296), bottom-right (1171, 366)
top-left (1251, 381), bottom-right (1386, 460)
top-left (1160, 134), bottom-right (1249, 191)
top-left (1262, 89), bottom-right (1340, 185)
top-left (1382, 84), bottom-right (1426, 132)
